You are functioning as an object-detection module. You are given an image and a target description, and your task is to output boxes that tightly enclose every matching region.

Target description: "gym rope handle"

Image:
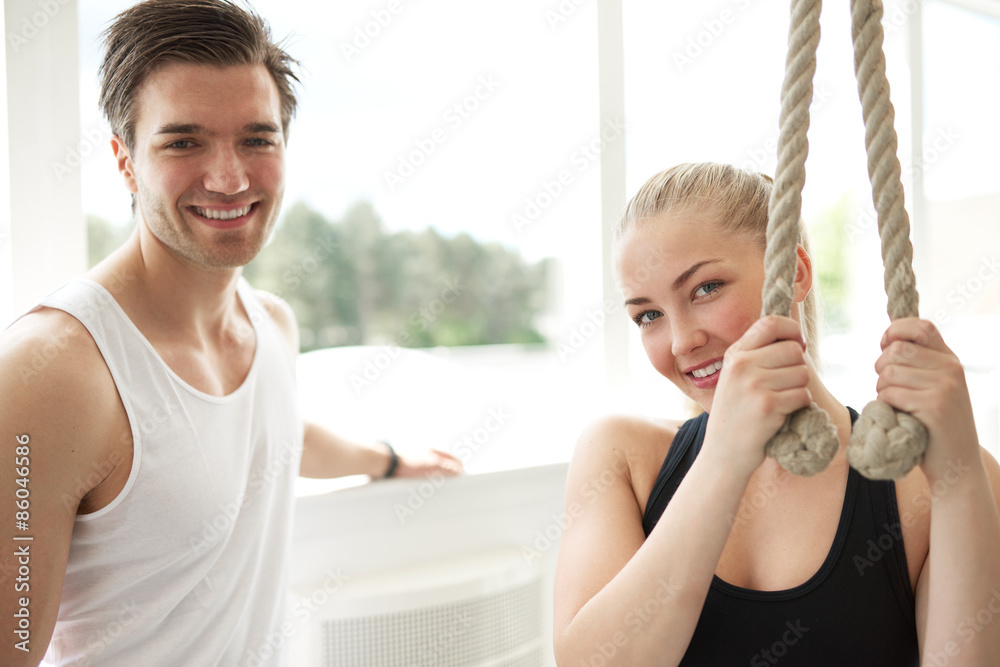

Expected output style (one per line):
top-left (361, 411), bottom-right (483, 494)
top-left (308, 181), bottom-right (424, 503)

top-left (762, 0), bottom-right (928, 479)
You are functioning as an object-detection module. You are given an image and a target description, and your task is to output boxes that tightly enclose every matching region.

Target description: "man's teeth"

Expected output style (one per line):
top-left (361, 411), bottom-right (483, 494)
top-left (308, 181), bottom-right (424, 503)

top-left (194, 205), bottom-right (252, 220)
top-left (691, 361), bottom-right (723, 379)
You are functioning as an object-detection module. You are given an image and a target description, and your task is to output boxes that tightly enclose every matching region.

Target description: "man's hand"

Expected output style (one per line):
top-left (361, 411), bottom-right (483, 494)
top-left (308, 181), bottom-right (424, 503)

top-left (301, 424), bottom-right (465, 480)
top-left (390, 448), bottom-right (463, 479)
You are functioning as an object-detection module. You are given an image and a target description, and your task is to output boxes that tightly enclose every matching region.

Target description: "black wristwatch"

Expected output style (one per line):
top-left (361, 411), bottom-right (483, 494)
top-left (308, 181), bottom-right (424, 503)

top-left (379, 440), bottom-right (399, 479)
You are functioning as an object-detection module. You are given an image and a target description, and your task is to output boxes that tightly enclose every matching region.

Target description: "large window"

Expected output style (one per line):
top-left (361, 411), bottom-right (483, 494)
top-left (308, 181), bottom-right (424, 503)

top-left (77, 0), bottom-right (604, 469)
top-left (918, 0), bottom-right (1000, 455)
top-left (2, 0), bottom-right (995, 467)
top-left (619, 0), bottom-right (999, 455)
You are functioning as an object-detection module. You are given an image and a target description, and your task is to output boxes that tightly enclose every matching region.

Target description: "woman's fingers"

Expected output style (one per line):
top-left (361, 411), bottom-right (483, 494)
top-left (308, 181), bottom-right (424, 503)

top-left (753, 339), bottom-right (810, 370)
top-left (872, 318), bottom-right (981, 482)
top-left (728, 316), bottom-right (805, 356)
top-left (880, 317), bottom-right (950, 355)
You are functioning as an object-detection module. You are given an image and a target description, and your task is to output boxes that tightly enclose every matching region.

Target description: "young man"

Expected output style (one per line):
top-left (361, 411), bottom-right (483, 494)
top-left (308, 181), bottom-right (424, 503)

top-left (0, 1), bottom-right (460, 664)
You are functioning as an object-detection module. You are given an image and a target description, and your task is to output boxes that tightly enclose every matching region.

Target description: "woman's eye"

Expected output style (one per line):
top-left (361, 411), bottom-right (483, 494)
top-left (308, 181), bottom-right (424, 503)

top-left (694, 281), bottom-right (722, 298)
top-left (633, 310), bottom-right (662, 328)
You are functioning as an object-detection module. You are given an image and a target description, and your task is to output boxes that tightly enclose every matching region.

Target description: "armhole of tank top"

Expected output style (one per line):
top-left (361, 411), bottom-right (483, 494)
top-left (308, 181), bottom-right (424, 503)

top-left (39, 291), bottom-right (144, 522)
top-left (642, 413), bottom-right (706, 535)
top-left (874, 479), bottom-right (917, 623)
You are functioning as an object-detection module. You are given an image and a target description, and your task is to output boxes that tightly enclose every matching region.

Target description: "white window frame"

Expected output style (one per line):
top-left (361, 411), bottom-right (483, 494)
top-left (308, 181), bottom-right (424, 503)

top-left (2, 0), bottom-right (86, 328)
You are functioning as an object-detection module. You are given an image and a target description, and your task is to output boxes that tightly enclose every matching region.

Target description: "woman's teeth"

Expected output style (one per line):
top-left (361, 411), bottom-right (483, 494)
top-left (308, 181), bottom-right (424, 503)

top-left (691, 360), bottom-right (723, 378)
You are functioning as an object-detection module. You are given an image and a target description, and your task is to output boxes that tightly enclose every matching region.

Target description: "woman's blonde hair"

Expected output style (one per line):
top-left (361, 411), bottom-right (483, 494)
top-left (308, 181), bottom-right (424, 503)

top-left (615, 162), bottom-right (821, 366)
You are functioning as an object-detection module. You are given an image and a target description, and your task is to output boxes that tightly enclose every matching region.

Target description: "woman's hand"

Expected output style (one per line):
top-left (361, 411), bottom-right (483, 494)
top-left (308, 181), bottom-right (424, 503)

top-left (703, 315), bottom-right (813, 479)
top-left (874, 318), bottom-right (981, 483)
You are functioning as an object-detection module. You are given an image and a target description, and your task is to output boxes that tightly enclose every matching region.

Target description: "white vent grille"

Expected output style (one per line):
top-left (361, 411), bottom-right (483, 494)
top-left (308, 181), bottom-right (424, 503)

top-left (297, 551), bottom-right (545, 667)
top-left (322, 579), bottom-right (542, 666)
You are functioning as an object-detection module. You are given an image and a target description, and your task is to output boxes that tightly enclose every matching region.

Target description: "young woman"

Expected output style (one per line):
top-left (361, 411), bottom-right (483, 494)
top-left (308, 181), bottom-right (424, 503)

top-left (553, 163), bottom-right (1000, 666)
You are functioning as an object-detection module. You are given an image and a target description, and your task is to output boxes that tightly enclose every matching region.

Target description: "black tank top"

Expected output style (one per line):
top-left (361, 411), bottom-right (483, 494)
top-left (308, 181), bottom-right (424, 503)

top-left (642, 408), bottom-right (919, 666)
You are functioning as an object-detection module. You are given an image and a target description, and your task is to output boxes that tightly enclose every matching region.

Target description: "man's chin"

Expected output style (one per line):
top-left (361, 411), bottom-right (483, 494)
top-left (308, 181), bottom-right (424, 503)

top-left (201, 234), bottom-right (269, 269)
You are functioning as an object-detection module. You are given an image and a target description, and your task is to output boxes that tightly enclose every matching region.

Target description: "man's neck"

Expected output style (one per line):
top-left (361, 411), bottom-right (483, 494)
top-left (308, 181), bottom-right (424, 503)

top-left (87, 224), bottom-right (248, 346)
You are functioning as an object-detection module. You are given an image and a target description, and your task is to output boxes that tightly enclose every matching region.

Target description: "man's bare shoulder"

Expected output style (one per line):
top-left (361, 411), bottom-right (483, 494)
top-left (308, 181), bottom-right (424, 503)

top-left (1, 307), bottom-right (123, 426)
top-left (253, 289), bottom-right (299, 356)
top-left (3, 307), bottom-right (101, 375)
top-left (1, 305), bottom-right (133, 514)
top-left (254, 289), bottom-right (295, 324)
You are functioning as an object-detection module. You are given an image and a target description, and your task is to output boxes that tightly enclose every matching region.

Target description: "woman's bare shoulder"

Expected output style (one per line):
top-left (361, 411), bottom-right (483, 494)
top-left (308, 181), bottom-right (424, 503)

top-left (572, 414), bottom-right (689, 509)
top-left (575, 413), bottom-right (684, 454)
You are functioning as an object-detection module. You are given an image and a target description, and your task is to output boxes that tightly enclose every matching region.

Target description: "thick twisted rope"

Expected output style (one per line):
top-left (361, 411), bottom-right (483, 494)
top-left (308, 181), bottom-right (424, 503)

top-left (763, 0), bottom-right (927, 479)
top-left (762, 0), bottom-right (840, 477)
top-left (844, 0), bottom-right (927, 479)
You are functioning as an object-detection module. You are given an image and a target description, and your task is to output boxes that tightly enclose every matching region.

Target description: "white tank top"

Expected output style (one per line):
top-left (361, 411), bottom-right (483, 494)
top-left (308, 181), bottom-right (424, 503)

top-left (39, 278), bottom-right (302, 666)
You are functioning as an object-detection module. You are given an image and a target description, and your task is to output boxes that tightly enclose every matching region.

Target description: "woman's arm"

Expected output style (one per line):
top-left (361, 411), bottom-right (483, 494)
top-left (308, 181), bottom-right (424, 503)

top-left (553, 417), bottom-right (754, 666)
top-left (876, 318), bottom-right (1000, 664)
top-left (553, 316), bottom-right (813, 666)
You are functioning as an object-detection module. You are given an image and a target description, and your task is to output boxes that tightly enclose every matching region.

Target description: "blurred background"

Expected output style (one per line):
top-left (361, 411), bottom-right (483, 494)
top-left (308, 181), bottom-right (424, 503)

top-left (1, 0), bottom-right (997, 466)
top-left (63, 0), bottom-right (1000, 467)
top-left (4, 1), bottom-right (998, 664)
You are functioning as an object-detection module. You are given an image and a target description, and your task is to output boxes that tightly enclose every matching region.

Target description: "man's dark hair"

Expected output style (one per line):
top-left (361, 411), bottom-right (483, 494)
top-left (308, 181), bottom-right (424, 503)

top-left (99, 0), bottom-right (300, 150)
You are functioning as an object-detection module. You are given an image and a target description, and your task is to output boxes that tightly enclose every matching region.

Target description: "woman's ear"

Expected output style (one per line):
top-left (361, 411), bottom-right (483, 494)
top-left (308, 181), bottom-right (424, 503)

top-left (793, 244), bottom-right (813, 303)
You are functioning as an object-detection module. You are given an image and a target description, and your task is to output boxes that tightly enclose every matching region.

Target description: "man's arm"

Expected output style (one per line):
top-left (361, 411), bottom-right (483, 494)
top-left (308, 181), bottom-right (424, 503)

top-left (255, 290), bottom-right (462, 480)
top-left (0, 310), bottom-right (130, 666)
top-left (300, 423), bottom-right (461, 479)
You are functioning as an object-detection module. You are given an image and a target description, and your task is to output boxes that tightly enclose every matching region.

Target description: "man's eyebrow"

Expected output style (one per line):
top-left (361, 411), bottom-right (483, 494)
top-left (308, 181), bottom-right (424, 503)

top-left (154, 123), bottom-right (208, 136)
top-left (153, 122), bottom-right (281, 136)
top-left (244, 121), bottom-right (281, 134)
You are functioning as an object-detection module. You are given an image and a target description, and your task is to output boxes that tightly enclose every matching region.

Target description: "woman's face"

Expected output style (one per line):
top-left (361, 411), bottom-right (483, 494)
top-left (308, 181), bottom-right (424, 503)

top-left (615, 209), bottom-right (766, 412)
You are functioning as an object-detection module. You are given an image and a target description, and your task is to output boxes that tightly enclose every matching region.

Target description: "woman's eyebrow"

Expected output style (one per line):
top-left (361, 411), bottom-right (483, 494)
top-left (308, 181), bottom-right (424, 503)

top-left (672, 259), bottom-right (721, 291)
top-left (623, 259), bottom-right (723, 306)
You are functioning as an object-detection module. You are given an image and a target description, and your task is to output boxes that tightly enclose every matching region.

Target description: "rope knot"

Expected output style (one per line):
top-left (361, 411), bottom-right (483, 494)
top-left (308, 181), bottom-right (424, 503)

top-left (765, 403), bottom-right (840, 476)
top-left (846, 400), bottom-right (927, 479)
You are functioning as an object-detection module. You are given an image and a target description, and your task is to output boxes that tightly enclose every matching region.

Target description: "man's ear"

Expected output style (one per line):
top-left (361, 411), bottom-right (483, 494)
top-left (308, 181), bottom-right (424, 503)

top-left (793, 243), bottom-right (813, 303)
top-left (110, 135), bottom-right (138, 195)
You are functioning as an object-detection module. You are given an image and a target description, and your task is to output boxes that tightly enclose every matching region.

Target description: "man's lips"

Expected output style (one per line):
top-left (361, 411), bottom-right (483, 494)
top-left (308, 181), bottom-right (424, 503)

top-left (189, 203), bottom-right (257, 228)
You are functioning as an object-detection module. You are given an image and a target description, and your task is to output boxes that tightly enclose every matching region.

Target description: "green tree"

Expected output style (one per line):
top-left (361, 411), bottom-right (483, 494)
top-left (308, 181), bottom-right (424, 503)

top-left (243, 202), bottom-right (360, 348)
top-left (243, 201), bottom-right (550, 351)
